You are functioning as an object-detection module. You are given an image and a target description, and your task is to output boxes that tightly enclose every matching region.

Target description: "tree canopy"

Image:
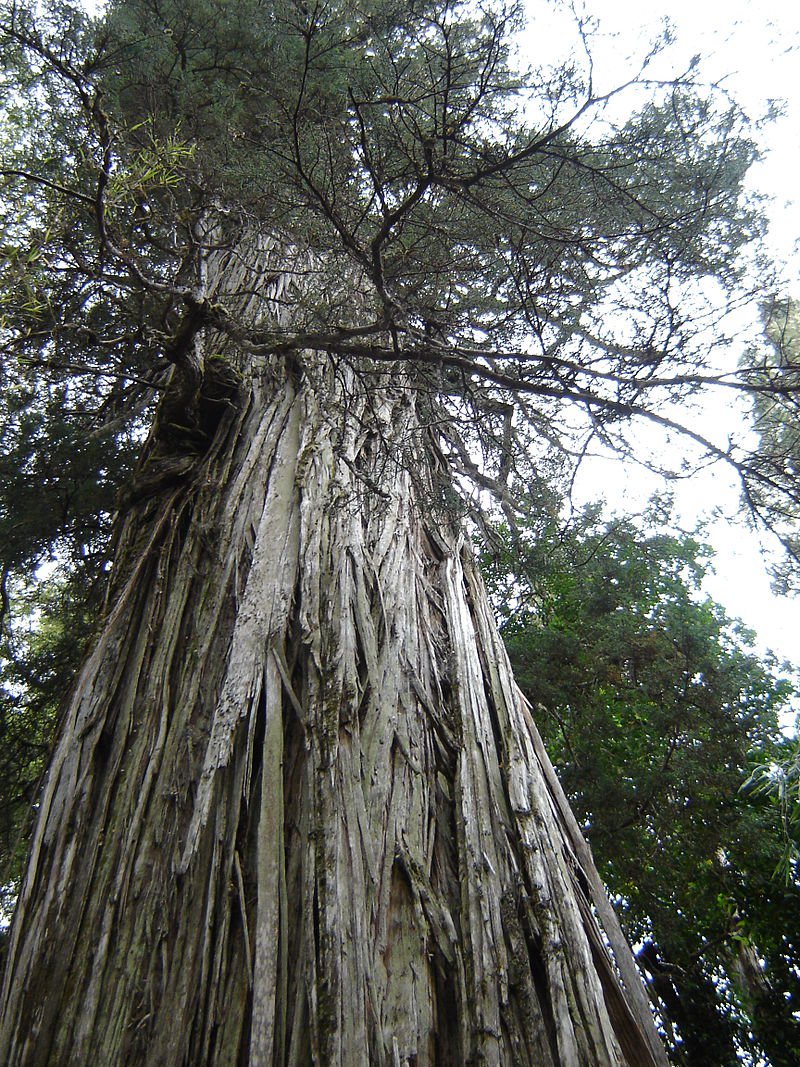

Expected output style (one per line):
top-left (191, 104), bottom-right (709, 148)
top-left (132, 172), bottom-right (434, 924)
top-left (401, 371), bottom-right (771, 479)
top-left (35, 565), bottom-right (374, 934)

top-left (1, 0), bottom-right (794, 524)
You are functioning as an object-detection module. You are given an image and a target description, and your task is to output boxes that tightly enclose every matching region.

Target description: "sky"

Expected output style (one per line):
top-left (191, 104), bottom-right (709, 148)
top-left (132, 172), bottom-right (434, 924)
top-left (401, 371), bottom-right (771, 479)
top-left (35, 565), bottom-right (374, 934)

top-left (519, 0), bottom-right (800, 669)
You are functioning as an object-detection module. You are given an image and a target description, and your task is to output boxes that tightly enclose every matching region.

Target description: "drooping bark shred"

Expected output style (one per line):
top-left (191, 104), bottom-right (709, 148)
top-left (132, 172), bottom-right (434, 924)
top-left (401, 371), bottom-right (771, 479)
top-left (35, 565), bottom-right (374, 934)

top-left (0, 243), bottom-right (667, 1066)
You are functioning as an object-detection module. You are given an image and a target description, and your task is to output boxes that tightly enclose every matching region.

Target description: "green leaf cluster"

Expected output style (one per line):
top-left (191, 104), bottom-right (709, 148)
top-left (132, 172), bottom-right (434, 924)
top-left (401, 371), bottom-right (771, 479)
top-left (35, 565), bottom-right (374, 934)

top-left (742, 297), bottom-right (800, 591)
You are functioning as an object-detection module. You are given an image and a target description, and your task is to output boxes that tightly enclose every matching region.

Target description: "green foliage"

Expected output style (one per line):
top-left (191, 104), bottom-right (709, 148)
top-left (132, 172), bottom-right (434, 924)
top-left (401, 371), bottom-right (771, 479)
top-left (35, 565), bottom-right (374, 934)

top-left (484, 503), bottom-right (800, 1066)
top-left (742, 296), bottom-right (800, 590)
top-left (744, 738), bottom-right (800, 883)
top-left (0, 566), bottom-right (103, 918)
top-left (0, 378), bottom-right (130, 574)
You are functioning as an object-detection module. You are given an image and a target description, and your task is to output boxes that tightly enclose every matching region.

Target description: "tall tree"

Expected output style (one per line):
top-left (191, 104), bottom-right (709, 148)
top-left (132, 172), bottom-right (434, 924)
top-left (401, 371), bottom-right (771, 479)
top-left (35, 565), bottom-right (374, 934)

top-left (0, 1), bottom-right (790, 1063)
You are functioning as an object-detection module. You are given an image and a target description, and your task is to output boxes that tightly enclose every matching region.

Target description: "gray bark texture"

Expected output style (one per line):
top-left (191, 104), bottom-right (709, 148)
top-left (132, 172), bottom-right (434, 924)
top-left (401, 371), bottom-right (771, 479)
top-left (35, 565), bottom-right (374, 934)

top-left (0, 248), bottom-right (668, 1066)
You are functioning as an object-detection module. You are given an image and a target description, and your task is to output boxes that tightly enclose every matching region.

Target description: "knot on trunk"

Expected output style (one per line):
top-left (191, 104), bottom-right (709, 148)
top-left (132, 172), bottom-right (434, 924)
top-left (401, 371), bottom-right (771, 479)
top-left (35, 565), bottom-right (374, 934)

top-left (123, 353), bottom-right (243, 506)
top-left (156, 352), bottom-right (243, 453)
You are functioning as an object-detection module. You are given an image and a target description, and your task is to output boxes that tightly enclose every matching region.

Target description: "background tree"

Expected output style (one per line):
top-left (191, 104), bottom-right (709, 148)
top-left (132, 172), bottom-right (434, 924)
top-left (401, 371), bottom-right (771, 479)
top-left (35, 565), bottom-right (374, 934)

top-left (485, 502), bottom-right (800, 1066)
top-left (0, 0), bottom-right (796, 1063)
top-left (741, 295), bottom-right (800, 587)
top-left (739, 293), bottom-right (800, 904)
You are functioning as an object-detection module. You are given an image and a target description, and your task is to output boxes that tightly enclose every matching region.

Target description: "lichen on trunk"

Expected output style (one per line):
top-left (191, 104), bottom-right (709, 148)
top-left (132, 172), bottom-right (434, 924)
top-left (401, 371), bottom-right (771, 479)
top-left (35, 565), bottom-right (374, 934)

top-left (0, 251), bottom-right (667, 1066)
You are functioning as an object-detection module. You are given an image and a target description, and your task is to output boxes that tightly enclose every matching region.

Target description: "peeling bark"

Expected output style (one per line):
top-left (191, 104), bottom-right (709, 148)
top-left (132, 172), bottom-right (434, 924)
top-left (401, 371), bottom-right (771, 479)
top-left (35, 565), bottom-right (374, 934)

top-left (0, 252), bottom-right (668, 1066)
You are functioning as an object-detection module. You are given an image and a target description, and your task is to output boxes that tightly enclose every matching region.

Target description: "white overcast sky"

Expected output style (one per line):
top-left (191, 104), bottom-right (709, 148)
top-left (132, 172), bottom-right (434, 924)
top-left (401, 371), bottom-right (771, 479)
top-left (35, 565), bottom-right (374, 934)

top-left (517, 1), bottom-right (800, 668)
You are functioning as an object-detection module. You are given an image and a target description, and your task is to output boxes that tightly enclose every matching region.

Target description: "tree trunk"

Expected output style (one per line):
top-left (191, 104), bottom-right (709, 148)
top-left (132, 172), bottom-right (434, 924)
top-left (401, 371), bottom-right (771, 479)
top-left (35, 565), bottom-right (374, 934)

top-left (0, 251), bottom-right (667, 1066)
top-left (729, 935), bottom-right (800, 1067)
top-left (636, 940), bottom-right (738, 1067)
